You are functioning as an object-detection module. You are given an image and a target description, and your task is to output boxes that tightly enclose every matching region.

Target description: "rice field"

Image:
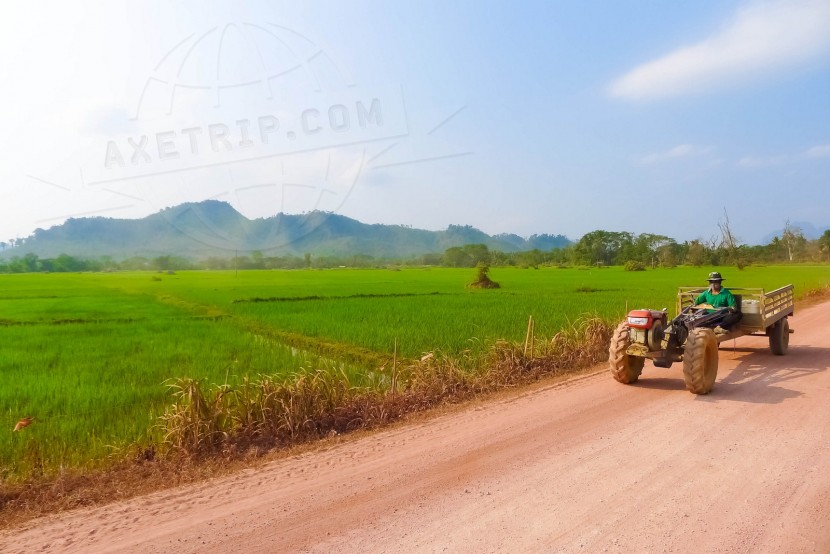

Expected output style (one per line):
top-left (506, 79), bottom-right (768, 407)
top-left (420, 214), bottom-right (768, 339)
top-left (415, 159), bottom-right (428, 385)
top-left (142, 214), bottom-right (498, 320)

top-left (1, 265), bottom-right (828, 479)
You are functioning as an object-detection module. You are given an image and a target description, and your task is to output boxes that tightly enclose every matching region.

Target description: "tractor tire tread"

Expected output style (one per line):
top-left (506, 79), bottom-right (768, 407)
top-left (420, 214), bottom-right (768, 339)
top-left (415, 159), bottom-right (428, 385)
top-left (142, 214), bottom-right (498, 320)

top-left (683, 327), bottom-right (718, 395)
top-left (609, 321), bottom-right (645, 384)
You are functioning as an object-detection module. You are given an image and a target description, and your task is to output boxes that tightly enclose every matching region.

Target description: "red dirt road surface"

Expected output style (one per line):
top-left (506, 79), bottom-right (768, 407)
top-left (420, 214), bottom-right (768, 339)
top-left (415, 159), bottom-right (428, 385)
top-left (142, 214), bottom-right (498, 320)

top-left (3, 301), bottom-right (830, 553)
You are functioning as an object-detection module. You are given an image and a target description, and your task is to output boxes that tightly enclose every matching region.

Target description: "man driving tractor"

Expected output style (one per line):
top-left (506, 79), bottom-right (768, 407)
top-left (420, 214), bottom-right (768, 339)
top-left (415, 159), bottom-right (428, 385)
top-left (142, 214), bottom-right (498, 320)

top-left (694, 271), bottom-right (742, 333)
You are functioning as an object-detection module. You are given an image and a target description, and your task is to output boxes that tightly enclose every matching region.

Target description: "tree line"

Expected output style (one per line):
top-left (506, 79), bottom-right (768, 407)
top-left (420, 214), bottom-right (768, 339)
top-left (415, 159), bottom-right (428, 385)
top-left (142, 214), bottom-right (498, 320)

top-left (442, 226), bottom-right (830, 268)
top-left (2, 226), bottom-right (829, 273)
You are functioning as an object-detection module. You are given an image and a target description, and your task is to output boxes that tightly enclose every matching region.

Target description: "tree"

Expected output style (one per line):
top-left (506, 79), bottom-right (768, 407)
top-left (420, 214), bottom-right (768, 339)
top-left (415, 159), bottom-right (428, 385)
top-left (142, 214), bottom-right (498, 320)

top-left (818, 230), bottom-right (830, 263)
top-left (489, 250), bottom-right (512, 266)
top-left (516, 248), bottom-right (544, 268)
top-left (686, 240), bottom-right (707, 267)
top-left (53, 254), bottom-right (82, 272)
top-left (573, 230), bottom-right (633, 266)
top-left (463, 244), bottom-right (491, 266)
top-left (22, 253), bottom-right (39, 272)
top-left (781, 220), bottom-right (806, 262)
top-left (153, 256), bottom-right (172, 271)
top-left (656, 241), bottom-right (680, 267)
top-left (717, 209), bottom-right (738, 250)
top-left (717, 208), bottom-right (742, 266)
top-left (442, 244), bottom-right (491, 267)
top-left (419, 253), bottom-right (443, 265)
top-left (443, 246), bottom-right (468, 267)
top-left (628, 233), bottom-right (674, 266)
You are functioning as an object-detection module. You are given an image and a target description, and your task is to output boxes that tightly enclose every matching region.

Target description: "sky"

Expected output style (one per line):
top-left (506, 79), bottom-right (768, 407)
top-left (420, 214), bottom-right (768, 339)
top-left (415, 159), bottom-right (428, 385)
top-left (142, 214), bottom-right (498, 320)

top-left (1, 0), bottom-right (829, 248)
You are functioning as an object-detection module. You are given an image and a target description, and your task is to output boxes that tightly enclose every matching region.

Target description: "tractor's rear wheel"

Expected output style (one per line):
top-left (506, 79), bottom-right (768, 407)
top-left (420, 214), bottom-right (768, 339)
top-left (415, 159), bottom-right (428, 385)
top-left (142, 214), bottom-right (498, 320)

top-left (682, 327), bottom-right (718, 394)
top-left (769, 317), bottom-right (789, 355)
top-left (609, 321), bottom-right (645, 384)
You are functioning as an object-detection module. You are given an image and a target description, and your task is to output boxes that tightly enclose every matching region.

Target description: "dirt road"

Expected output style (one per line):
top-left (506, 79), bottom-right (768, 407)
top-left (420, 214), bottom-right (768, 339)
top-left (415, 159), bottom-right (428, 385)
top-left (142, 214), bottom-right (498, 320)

top-left (3, 301), bottom-right (830, 553)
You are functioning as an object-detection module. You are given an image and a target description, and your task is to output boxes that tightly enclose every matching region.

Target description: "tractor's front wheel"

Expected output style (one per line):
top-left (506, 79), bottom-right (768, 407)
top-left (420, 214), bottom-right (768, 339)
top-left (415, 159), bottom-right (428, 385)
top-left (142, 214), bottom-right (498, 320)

top-left (609, 321), bottom-right (645, 384)
top-left (683, 328), bottom-right (719, 394)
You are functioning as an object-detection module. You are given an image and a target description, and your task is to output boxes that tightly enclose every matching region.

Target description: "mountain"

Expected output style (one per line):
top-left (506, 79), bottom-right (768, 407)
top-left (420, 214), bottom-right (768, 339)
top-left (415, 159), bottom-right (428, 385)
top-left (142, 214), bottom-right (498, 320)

top-left (2, 201), bottom-right (572, 259)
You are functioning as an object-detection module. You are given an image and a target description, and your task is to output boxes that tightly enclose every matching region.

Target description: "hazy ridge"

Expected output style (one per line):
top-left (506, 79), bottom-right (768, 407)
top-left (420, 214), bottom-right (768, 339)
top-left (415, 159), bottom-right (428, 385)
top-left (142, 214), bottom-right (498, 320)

top-left (3, 200), bottom-right (572, 259)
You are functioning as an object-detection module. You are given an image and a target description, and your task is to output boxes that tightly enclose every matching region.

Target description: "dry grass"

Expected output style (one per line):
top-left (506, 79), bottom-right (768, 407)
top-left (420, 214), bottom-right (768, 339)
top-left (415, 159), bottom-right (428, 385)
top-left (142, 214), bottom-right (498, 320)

top-left (158, 315), bottom-right (611, 459)
top-left (800, 284), bottom-right (830, 308)
top-left (0, 315), bottom-right (612, 528)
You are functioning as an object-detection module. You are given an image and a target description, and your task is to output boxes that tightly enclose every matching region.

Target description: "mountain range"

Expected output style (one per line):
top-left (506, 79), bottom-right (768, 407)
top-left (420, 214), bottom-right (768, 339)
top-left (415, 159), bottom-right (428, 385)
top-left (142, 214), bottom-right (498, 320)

top-left (1, 201), bottom-right (572, 260)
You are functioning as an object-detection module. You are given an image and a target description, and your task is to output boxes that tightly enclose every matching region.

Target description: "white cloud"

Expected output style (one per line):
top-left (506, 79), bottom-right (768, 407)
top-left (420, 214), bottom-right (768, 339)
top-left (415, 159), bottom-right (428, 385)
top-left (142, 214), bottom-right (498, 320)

top-left (737, 155), bottom-right (786, 168)
top-left (737, 143), bottom-right (830, 167)
top-left (639, 144), bottom-right (710, 164)
top-left (805, 144), bottom-right (830, 158)
top-left (610, 0), bottom-right (830, 100)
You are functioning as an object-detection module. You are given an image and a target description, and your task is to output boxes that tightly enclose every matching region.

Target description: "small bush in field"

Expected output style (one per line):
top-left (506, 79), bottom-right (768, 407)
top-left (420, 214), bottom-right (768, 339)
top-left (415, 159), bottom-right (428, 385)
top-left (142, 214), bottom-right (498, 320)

top-left (469, 263), bottom-right (500, 289)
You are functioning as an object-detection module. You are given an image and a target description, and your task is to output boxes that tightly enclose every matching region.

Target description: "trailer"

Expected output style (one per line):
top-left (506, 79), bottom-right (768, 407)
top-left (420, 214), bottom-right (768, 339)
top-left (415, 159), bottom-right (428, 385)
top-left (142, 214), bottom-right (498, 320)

top-left (676, 284), bottom-right (795, 353)
top-left (609, 284), bottom-right (795, 394)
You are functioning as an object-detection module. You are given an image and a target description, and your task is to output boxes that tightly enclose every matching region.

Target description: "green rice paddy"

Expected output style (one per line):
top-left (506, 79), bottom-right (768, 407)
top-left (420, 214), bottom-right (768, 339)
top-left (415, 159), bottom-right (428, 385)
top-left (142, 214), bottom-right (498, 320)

top-left (1, 265), bottom-right (828, 478)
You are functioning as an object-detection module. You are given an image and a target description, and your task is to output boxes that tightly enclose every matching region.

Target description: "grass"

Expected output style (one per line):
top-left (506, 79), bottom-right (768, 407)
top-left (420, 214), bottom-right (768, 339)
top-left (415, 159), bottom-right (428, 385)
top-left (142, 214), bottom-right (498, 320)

top-left (0, 274), bottom-right (361, 479)
top-left (159, 315), bottom-right (612, 458)
top-left (1, 265), bottom-right (829, 484)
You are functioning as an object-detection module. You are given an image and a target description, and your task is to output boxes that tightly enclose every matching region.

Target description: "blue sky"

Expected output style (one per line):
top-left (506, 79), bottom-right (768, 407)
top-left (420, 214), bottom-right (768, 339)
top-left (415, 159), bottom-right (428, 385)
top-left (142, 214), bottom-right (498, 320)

top-left (1, 0), bottom-right (829, 247)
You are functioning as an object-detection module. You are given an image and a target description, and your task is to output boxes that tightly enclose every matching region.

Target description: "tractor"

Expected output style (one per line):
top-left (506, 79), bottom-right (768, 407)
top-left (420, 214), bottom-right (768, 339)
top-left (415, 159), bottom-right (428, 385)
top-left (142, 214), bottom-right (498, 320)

top-left (609, 285), bottom-right (794, 394)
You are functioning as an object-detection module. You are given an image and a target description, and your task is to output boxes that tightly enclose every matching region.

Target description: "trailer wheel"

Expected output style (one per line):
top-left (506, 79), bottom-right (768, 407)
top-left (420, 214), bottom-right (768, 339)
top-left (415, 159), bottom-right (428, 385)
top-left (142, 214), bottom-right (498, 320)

top-left (609, 321), bottom-right (645, 384)
top-left (769, 317), bottom-right (789, 355)
top-left (683, 328), bottom-right (718, 395)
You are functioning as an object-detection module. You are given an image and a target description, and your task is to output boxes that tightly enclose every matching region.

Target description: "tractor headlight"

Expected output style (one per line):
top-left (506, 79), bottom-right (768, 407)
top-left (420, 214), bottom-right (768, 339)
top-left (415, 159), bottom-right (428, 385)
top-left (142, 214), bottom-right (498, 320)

top-left (627, 316), bottom-right (649, 326)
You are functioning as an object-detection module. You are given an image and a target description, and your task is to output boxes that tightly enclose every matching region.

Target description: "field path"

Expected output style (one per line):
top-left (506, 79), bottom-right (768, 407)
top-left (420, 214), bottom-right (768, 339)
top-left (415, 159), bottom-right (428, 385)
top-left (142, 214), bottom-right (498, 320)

top-left (3, 301), bottom-right (830, 553)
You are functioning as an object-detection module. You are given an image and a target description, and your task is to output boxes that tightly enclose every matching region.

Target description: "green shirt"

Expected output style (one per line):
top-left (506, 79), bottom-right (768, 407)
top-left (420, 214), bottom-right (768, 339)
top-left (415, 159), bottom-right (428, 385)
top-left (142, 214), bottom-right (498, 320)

top-left (695, 287), bottom-right (737, 309)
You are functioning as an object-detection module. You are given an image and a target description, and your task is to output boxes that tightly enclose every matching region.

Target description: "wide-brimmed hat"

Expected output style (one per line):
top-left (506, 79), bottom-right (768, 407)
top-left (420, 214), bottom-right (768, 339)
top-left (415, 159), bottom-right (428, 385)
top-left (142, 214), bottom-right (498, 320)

top-left (707, 271), bottom-right (725, 282)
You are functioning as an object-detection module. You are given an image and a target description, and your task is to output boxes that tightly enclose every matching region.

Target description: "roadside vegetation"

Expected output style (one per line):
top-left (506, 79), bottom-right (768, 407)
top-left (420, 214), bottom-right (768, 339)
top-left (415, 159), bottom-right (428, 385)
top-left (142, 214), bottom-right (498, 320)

top-left (1, 262), bottom-right (829, 523)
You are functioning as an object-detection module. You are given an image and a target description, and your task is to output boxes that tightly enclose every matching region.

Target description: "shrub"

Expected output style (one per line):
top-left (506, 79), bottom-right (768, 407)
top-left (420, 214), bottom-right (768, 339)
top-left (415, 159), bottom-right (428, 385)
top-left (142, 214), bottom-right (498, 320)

top-left (468, 263), bottom-right (500, 289)
top-left (624, 260), bottom-right (646, 272)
